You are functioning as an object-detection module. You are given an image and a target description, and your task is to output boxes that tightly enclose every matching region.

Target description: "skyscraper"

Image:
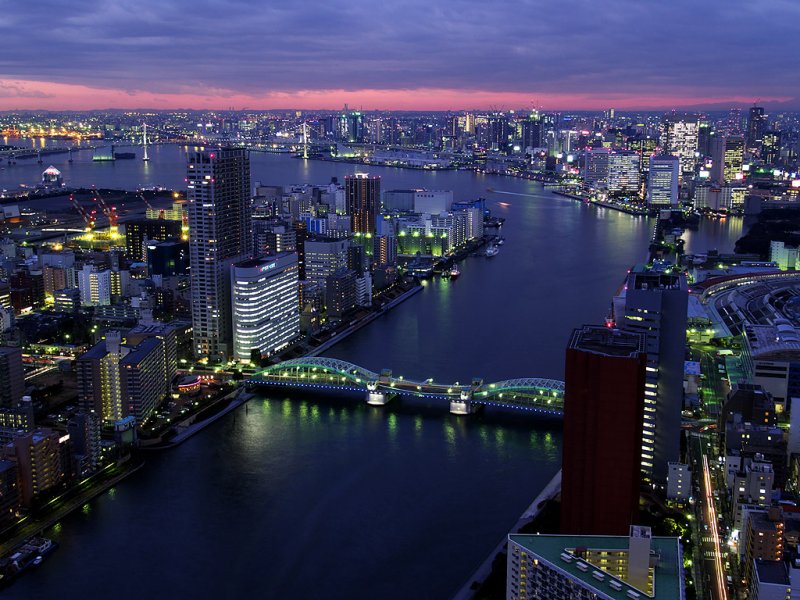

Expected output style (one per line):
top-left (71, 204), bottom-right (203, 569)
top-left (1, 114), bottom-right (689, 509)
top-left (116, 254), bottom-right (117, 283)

top-left (660, 113), bottom-right (699, 175)
top-left (711, 135), bottom-right (745, 183)
top-left (613, 268), bottom-right (688, 485)
top-left (187, 148), bottom-right (252, 360)
top-left (345, 174), bottom-right (380, 236)
top-left (762, 131), bottom-right (782, 165)
top-left (0, 347), bottom-right (24, 409)
top-left (607, 151), bottom-right (641, 195)
top-left (747, 105), bottom-right (767, 150)
top-left (646, 155), bottom-right (680, 208)
top-left (561, 325), bottom-right (647, 535)
top-left (582, 147), bottom-right (611, 189)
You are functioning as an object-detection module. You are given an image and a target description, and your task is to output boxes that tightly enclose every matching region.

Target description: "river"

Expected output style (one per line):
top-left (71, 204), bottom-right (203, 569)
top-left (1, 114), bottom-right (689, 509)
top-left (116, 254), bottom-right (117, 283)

top-left (3, 145), bottom-right (743, 599)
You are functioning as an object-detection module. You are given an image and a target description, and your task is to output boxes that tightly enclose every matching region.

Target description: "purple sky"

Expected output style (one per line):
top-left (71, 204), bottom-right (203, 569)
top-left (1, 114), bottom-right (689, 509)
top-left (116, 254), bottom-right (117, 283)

top-left (0, 0), bottom-right (798, 110)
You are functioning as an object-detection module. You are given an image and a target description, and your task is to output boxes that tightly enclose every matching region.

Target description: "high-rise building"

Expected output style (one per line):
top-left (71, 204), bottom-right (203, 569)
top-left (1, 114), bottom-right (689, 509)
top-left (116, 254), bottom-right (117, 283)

top-left (507, 527), bottom-right (684, 600)
top-left (345, 174), bottom-right (380, 235)
top-left (124, 218), bottom-right (182, 262)
top-left (583, 148), bottom-right (611, 189)
top-left (304, 238), bottom-right (349, 290)
top-left (325, 268), bottom-right (357, 320)
top-left (76, 331), bottom-right (125, 423)
top-left (613, 268), bottom-right (688, 484)
top-left (647, 155), bottom-right (680, 208)
top-left (711, 135), bottom-right (745, 183)
top-left (0, 460), bottom-right (19, 529)
top-left (77, 331), bottom-right (170, 425)
top-left (762, 131), bottom-right (782, 165)
top-left (67, 411), bottom-right (102, 476)
top-left (0, 347), bottom-right (24, 409)
top-left (77, 264), bottom-right (112, 307)
top-left (561, 325), bottom-right (647, 536)
top-left (520, 114), bottom-right (542, 150)
top-left (747, 105), bottom-right (767, 150)
top-left (187, 148), bottom-right (252, 360)
top-left (8, 428), bottom-right (65, 508)
top-left (661, 114), bottom-right (699, 175)
top-left (120, 337), bottom-right (167, 424)
top-left (608, 151), bottom-right (641, 195)
top-left (231, 253), bottom-right (300, 362)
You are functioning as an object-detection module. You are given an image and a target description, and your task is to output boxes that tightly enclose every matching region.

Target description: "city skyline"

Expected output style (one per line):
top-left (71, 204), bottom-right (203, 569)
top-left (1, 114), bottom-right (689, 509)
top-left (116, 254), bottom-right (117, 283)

top-left (1, 0), bottom-right (799, 112)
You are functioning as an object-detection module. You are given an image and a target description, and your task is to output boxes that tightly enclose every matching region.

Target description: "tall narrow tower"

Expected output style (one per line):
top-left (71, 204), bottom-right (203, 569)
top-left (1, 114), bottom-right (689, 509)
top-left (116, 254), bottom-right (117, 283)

top-left (345, 173), bottom-right (380, 236)
top-left (186, 148), bottom-right (252, 361)
top-left (142, 123), bottom-right (150, 162)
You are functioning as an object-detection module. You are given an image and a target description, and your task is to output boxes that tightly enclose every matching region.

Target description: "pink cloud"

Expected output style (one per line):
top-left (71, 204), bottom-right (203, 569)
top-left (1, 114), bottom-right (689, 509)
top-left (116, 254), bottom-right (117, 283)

top-left (0, 79), bottom-right (793, 112)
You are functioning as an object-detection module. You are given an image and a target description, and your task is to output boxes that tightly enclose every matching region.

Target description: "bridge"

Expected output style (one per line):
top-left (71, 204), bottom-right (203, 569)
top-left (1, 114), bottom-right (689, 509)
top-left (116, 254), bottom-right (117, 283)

top-left (244, 357), bottom-right (564, 417)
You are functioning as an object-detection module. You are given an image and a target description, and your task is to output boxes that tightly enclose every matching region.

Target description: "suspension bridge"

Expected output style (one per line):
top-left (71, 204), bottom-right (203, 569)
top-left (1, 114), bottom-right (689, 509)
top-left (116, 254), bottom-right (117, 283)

top-left (244, 357), bottom-right (565, 417)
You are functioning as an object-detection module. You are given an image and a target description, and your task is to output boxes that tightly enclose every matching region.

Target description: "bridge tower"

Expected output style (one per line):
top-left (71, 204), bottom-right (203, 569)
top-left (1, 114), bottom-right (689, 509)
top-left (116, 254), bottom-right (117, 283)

top-left (450, 378), bottom-right (483, 415)
top-left (366, 369), bottom-right (395, 406)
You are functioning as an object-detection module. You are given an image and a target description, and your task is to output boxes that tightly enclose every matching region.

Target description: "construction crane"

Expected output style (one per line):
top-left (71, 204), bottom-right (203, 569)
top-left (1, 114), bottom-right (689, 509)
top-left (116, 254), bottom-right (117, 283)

top-left (91, 189), bottom-right (120, 239)
top-left (139, 193), bottom-right (165, 219)
top-left (69, 193), bottom-right (97, 233)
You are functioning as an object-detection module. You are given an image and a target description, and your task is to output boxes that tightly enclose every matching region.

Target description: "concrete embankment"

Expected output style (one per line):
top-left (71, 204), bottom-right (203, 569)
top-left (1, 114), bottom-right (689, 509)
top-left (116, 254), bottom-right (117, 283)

top-left (452, 469), bottom-right (562, 600)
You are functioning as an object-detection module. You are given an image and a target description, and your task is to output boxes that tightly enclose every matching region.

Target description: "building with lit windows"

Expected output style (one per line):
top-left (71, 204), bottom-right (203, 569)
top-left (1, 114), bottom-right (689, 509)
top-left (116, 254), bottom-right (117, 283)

top-left (124, 218), bottom-right (182, 263)
top-left (507, 526), bottom-right (684, 600)
top-left (647, 155), bottom-right (680, 208)
top-left (607, 151), bottom-right (641, 195)
top-left (77, 331), bottom-right (170, 425)
top-left (7, 428), bottom-right (66, 508)
top-left (562, 325), bottom-right (647, 536)
top-left (231, 253), bottom-right (300, 362)
top-left (304, 238), bottom-right (349, 290)
top-left (667, 462), bottom-right (690, 501)
top-left (77, 264), bottom-right (112, 306)
top-left (186, 148), bottom-right (252, 360)
top-left (0, 347), bottom-right (24, 409)
top-left (660, 114), bottom-right (699, 175)
top-left (747, 105), bottom-right (767, 150)
top-left (583, 147), bottom-right (611, 189)
top-left (711, 135), bottom-right (745, 183)
top-left (612, 267), bottom-right (688, 485)
top-left (345, 173), bottom-right (380, 235)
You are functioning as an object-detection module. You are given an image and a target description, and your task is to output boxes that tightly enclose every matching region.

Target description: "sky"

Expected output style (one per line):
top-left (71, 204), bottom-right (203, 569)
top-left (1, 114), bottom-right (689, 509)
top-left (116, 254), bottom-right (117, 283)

top-left (0, 0), bottom-right (798, 112)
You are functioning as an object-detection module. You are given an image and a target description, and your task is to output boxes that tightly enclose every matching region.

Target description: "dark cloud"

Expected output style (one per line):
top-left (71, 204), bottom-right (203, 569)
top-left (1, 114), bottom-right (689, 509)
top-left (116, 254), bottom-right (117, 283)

top-left (0, 0), bottom-right (797, 105)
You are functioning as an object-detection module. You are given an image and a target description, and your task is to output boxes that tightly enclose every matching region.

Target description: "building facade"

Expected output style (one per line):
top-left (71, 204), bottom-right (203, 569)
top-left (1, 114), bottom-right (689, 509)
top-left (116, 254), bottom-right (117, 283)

top-left (231, 253), bottom-right (300, 362)
top-left (561, 325), bottom-right (647, 536)
top-left (187, 148), bottom-right (252, 360)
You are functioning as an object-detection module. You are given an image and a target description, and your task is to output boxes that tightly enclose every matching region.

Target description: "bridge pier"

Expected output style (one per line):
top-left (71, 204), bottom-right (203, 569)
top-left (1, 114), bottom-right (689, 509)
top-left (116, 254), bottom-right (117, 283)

top-left (450, 390), bottom-right (476, 415)
top-left (366, 381), bottom-right (394, 406)
top-left (367, 391), bottom-right (393, 406)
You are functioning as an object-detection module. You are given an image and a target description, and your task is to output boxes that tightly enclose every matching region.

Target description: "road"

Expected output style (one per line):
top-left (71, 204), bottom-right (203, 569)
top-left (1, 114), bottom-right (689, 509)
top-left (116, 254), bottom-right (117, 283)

top-left (692, 432), bottom-right (729, 600)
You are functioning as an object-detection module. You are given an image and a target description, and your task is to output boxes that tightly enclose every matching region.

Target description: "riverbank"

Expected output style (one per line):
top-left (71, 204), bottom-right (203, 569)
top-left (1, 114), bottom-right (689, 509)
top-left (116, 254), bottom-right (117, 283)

top-left (0, 457), bottom-right (145, 555)
top-left (453, 469), bottom-right (562, 599)
top-left (551, 190), bottom-right (651, 216)
top-left (305, 284), bottom-right (423, 357)
top-left (140, 388), bottom-right (254, 451)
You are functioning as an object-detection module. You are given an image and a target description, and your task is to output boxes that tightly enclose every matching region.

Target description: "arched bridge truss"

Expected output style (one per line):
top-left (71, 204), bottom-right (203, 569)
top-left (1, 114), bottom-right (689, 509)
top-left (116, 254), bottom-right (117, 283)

top-left (245, 358), bottom-right (564, 417)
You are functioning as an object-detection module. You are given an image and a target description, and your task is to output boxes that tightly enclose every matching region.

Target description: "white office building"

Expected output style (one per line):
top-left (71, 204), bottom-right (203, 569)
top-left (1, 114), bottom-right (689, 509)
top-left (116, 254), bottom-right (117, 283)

top-left (231, 253), bottom-right (300, 362)
top-left (647, 155), bottom-right (680, 208)
top-left (667, 462), bottom-right (690, 501)
top-left (77, 264), bottom-right (112, 307)
top-left (608, 151), bottom-right (641, 195)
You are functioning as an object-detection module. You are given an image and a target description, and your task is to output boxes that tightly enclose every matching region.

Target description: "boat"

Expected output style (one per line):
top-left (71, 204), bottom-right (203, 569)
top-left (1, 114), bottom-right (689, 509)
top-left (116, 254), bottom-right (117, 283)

top-left (449, 265), bottom-right (461, 280)
top-left (485, 245), bottom-right (499, 257)
top-left (496, 237), bottom-right (505, 246)
top-left (113, 151), bottom-right (136, 160)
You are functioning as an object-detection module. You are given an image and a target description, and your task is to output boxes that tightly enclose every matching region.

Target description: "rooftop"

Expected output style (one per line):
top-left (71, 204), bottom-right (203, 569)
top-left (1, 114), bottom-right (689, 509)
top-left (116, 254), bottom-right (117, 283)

top-left (568, 325), bottom-right (645, 357)
top-left (754, 559), bottom-right (789, 585)
top-left (509, 533), bottom-right (683, 600)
